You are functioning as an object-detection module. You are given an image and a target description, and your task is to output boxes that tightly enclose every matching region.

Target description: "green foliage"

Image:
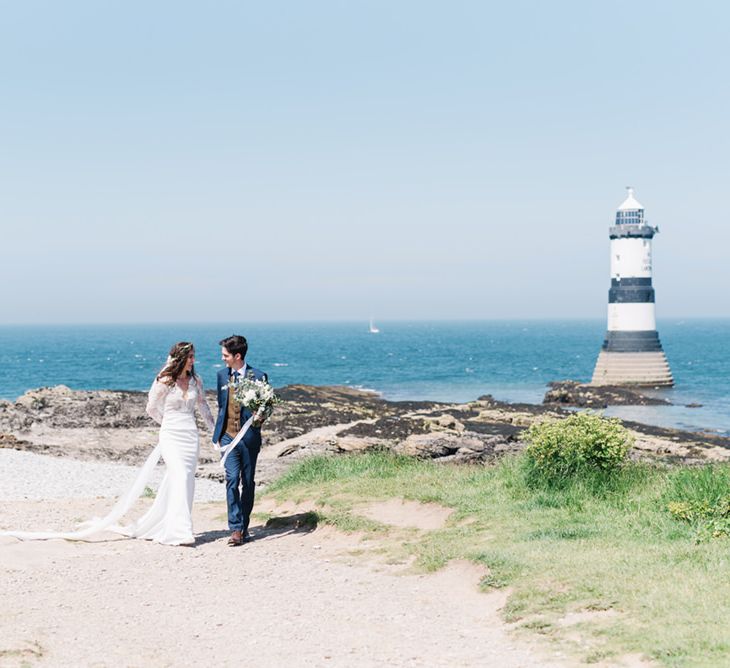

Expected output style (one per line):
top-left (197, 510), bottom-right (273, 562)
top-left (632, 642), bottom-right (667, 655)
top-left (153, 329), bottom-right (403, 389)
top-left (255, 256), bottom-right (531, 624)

top-left (523, 412), bottom-right (633, 485)
top-left (268, 451), bottom-right (418, 491)
top-left (664, 465), bottom-right (730, 541)
top-left (266, 452), bottom-right (730, 666)
top-left (317, 509), bottom-right (388, 533)
top-left (664, 464), bottom-right (730, 505)
top-left (473, 549), bottom-right (526, 589)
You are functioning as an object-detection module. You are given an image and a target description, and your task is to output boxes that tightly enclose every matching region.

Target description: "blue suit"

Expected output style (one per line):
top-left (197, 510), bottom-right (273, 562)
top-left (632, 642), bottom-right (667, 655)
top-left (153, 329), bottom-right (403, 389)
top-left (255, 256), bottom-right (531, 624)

top-left (213, 365), bottom-right (267, 534)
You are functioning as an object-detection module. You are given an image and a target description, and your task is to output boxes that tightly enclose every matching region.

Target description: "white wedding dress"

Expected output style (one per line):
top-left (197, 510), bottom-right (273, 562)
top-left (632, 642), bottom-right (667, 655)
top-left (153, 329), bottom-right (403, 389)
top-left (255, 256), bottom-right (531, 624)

top-left (1, 376), bottom-right (215, 546)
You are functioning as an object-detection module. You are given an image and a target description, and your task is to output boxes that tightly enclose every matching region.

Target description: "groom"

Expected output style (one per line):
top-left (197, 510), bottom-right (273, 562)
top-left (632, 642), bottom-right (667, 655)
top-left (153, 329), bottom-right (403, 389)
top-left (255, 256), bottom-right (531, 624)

top-left (213, 334), bottom-right (268, 547)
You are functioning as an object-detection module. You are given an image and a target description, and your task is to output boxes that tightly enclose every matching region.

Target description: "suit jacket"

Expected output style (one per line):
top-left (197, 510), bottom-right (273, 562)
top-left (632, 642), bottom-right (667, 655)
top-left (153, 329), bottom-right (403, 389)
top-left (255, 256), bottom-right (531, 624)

top-left (212, 365), bottom-right (268, 445)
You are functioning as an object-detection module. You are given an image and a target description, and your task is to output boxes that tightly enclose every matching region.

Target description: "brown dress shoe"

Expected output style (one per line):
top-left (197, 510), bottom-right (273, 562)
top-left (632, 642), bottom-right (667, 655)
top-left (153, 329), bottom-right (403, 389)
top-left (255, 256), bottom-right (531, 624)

top-left (227, 530), bottom-right (243, 546)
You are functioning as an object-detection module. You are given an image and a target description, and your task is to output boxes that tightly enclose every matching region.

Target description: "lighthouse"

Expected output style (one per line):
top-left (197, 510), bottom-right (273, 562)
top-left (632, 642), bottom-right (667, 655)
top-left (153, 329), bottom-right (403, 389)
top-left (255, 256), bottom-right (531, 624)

top-left (591, 188), bottom-right (673, 386)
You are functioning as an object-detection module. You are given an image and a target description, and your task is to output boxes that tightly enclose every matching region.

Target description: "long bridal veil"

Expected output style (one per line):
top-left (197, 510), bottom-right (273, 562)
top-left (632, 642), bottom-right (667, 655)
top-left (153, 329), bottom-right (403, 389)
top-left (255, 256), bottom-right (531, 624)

top-left (0, 443), bottom-right (163, 541)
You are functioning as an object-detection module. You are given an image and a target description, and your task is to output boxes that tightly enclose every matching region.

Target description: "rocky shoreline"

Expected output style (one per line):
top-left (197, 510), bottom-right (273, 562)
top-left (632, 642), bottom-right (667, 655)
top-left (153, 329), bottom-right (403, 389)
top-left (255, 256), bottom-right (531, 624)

top-left (543, 380), bottom-right (673, 408)
top-left (1, 383), bottom-right (729, 488)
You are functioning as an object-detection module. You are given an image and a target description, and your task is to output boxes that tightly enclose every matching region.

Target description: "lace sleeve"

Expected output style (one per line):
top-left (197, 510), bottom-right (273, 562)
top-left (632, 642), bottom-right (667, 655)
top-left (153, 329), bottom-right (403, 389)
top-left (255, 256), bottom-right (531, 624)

top-left (146, 379), bottom-right (170, 425)
top-left (195, 376), bottom-right (215, 431)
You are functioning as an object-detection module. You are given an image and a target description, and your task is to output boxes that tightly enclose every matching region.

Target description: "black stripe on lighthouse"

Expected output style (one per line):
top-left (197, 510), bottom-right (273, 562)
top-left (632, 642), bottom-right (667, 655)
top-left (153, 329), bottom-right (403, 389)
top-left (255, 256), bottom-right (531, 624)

top-left (608, 279), bottom-right (655, 303)
top-left (611, 278), bottom-right (652, 286)
top-left (601, 330), bottom-right (664, 352)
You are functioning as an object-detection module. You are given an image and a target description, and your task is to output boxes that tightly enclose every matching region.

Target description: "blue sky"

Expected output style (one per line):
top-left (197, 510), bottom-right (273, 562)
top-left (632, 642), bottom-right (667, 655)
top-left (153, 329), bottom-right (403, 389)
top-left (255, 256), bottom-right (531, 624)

top-left (1, 1), bottom-right (728, 323)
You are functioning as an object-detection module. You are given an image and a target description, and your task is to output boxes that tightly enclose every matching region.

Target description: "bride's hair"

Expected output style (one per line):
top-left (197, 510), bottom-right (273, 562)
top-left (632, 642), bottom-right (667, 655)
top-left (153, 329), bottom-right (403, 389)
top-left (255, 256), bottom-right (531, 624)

top-left (157, 341), bottom-right (196, 386)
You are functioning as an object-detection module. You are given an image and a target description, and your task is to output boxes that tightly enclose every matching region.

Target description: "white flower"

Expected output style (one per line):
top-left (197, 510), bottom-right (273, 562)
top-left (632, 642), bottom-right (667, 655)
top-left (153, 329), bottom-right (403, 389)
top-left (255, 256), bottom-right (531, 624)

top-left (231, 375), bottom-right (281, 417)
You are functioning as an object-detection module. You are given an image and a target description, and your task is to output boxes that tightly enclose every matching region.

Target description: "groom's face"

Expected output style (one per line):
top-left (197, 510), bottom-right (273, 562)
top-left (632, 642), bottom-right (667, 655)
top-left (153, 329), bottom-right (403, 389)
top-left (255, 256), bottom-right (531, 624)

top-left (221, 346), bottom-right (243, 369)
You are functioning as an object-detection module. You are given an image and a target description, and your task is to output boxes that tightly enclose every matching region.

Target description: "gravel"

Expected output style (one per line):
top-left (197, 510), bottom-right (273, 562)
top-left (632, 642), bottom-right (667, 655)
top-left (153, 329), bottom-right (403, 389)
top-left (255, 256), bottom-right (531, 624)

top-left (0, 449), bottom-right (224, 502)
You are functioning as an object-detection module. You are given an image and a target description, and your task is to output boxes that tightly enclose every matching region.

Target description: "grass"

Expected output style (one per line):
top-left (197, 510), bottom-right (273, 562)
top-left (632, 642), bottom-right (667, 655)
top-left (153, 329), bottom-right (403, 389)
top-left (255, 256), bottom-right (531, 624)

top-left (265, 451), bottom-right (730, 667)
top-left (662, 464), bottom-right (730, 506)
top-left (662, 465), bottom-right (730, 541)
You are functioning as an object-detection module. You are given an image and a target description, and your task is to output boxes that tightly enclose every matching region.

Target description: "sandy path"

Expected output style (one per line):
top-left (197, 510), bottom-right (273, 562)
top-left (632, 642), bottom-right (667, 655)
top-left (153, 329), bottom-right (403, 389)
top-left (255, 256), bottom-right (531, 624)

top-left (0, 498), bottom-right (570, 668)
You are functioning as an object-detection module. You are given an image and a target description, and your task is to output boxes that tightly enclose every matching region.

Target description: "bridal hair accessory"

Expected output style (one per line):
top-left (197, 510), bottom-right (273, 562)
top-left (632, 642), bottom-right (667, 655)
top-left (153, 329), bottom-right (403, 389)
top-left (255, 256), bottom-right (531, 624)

top-left (160, 343), bottom-right (193, 372)
top-left (170, 343), bottom-right (193, 360)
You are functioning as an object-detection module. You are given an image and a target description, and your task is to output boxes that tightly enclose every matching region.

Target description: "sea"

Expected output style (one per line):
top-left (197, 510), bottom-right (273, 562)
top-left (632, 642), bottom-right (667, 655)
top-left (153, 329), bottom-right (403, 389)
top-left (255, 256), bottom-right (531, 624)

top-left (0, 320), bottom-right (728, 436)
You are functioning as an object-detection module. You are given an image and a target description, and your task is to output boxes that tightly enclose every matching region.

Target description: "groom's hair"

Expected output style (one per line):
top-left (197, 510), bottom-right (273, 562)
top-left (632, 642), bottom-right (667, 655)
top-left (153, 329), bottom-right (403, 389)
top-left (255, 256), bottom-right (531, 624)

top-left (219, 334), bottom-right (248, 360)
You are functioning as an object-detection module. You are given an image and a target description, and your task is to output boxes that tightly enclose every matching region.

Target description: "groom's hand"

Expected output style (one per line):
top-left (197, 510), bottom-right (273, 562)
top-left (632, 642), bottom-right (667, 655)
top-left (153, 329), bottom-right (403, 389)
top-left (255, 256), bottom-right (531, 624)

top-left (252, 409), bottom-right (267, 428)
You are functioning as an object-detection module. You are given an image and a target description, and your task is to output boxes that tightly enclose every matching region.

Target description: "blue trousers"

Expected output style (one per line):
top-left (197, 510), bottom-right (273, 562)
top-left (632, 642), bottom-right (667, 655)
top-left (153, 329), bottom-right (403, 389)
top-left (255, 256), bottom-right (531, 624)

top-left (220, 433), bottom-right (260, 533)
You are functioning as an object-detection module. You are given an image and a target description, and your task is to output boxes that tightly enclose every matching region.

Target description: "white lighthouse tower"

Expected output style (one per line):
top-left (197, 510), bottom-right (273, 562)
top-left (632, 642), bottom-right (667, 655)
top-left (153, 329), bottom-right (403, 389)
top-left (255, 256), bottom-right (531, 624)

top-left (591, 188), bottom-right (673, 386)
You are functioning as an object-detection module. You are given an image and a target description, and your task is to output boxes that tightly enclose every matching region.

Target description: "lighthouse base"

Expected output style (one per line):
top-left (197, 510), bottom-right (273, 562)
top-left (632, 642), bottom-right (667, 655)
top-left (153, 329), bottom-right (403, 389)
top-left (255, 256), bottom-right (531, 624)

top-left (591, 351), bottom-right (674, 387)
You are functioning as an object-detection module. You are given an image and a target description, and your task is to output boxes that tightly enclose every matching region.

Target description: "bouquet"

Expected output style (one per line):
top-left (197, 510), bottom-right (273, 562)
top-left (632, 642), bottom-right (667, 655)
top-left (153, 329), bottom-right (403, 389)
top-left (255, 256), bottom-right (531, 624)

top-left (229, 374), bottom-right (281, 424)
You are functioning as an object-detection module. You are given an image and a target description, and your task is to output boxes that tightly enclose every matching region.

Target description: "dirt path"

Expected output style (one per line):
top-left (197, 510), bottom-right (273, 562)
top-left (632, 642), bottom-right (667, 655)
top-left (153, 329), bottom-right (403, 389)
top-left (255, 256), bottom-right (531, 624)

top-left (1, 498), bottom-right (572, 668)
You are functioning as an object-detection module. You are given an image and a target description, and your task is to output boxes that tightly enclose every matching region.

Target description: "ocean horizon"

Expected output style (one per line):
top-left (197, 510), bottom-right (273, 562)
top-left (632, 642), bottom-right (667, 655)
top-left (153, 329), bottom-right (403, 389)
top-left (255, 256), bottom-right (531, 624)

top-left (1, 319), bottom-right (728, 436)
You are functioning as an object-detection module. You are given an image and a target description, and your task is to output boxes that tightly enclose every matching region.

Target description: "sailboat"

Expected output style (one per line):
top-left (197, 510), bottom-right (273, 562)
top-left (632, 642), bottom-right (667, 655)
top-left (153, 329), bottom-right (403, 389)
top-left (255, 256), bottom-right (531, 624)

top-left (368, 317), bottom-right (380, 334)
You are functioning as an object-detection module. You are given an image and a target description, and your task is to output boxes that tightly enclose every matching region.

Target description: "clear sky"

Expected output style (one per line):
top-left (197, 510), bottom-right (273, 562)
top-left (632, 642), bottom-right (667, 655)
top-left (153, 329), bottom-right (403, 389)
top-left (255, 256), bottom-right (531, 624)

top-left (1, 0), bottom-right (728, 323)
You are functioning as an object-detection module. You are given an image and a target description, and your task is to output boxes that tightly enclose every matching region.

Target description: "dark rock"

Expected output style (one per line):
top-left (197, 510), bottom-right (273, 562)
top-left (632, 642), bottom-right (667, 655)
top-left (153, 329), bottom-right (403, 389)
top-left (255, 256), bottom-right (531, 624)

top-left (339, 416), bottom-right (430, 440)
top-left (462, 421), bottom-right (523, 440)
top-left (543, 381), bottom-right (672, 408)
top-left (265, 385), bottom-right (383, 442)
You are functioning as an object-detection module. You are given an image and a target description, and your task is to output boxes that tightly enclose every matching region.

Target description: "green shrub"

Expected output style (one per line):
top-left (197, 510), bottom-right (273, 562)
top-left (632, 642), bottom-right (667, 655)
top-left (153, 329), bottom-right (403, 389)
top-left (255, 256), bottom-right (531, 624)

top-left (664, 465), bottom-right (730, 541)
top-left (523, 412), bottom-right (633, 484)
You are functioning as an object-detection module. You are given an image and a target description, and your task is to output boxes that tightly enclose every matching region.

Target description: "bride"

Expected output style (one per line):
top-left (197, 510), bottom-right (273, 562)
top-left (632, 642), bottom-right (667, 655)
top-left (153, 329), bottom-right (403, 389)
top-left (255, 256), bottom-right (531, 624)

top-left (127, 341), bottom-right (215, 545)
top-left (1, 341), bottom-right (215, 546)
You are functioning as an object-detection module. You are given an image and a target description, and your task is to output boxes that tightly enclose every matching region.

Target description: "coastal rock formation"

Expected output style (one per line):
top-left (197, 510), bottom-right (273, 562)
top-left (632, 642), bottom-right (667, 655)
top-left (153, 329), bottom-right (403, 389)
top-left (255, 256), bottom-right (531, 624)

top-left (1, 384), bottom-right (729, 485)
top-left (0, 386), bottom-right (170, 464)
top-left (543, 381), bottom-right (672, 408)
top-left (0, 385), bottom-right (528, 479)
top-left (1, 385), bottom-right (153, 429)
top-left (264, 386), bottom-right (525, 467)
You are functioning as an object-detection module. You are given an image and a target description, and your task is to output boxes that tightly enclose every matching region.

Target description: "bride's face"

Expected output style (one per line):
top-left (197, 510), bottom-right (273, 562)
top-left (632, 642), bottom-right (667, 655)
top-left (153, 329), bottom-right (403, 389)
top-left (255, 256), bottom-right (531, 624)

top-left (184, 352), bottom-right (195, 373)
